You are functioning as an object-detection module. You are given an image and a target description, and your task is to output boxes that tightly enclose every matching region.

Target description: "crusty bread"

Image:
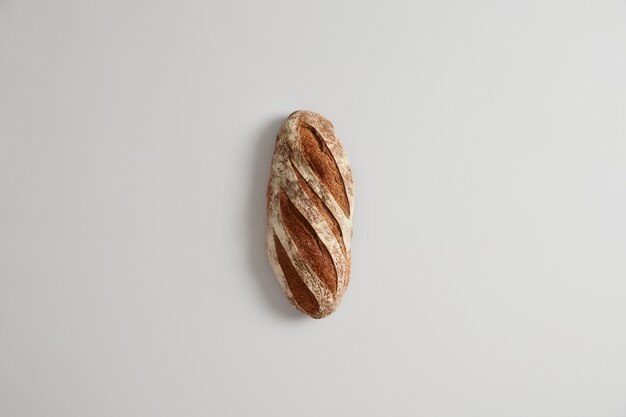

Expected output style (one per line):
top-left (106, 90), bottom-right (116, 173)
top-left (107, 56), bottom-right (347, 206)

top-left (266, 111), bottom-right (354, 318)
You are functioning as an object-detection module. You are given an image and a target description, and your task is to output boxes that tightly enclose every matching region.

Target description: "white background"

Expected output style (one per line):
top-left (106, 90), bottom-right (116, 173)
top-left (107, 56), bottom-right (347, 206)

top-left (1, 1), bottom-right (626, 416)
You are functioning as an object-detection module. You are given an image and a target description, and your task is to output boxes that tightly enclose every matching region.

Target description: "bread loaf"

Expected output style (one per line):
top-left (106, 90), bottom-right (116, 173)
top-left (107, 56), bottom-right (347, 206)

top-left (266, 110), bottom-right (354, 318)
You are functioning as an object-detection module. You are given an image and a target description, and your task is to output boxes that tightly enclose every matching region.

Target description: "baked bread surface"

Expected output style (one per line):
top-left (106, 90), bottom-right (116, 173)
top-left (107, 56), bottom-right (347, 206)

top-left (266, 111), bottom-right (354, 318)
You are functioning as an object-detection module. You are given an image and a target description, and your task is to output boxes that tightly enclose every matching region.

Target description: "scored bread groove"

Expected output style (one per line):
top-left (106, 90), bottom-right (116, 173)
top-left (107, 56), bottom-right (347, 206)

top-left (299, 123), bottom-right (351, 217)
top-left (266, 110), bottom-right (354, 319)
top-left (288, 152), bottom-right (352, 253)
top-left (279, 190), bottom-right (337, 294)
top-left (279, 164), bottom-right (348, 300)
top-left (290, 159), bottom-right (346, 257)
top-left (272, 208), bottom-right (335, 315)
top-left (273, 234), bottom-right (319, 316)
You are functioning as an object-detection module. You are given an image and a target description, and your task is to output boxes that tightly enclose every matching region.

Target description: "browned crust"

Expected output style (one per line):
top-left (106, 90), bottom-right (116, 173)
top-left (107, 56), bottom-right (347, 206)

top-left (298, 123), bottom-right (350, 216)
top-left (279, 190), bottom-right (337, 294)
top-left (273, 234), bottom-right (319, 316)
top-left (290, 159), bottom-right (346, 257)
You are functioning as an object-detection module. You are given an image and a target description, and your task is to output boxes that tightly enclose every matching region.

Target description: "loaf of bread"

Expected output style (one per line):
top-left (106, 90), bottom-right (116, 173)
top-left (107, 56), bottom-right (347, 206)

top-left (266, 110), bottom-right (354, 318)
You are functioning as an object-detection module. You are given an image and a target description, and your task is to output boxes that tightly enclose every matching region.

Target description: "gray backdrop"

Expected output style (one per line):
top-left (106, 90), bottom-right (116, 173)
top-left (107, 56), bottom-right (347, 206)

top-left (1, 1), bottom-right (626, 416)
